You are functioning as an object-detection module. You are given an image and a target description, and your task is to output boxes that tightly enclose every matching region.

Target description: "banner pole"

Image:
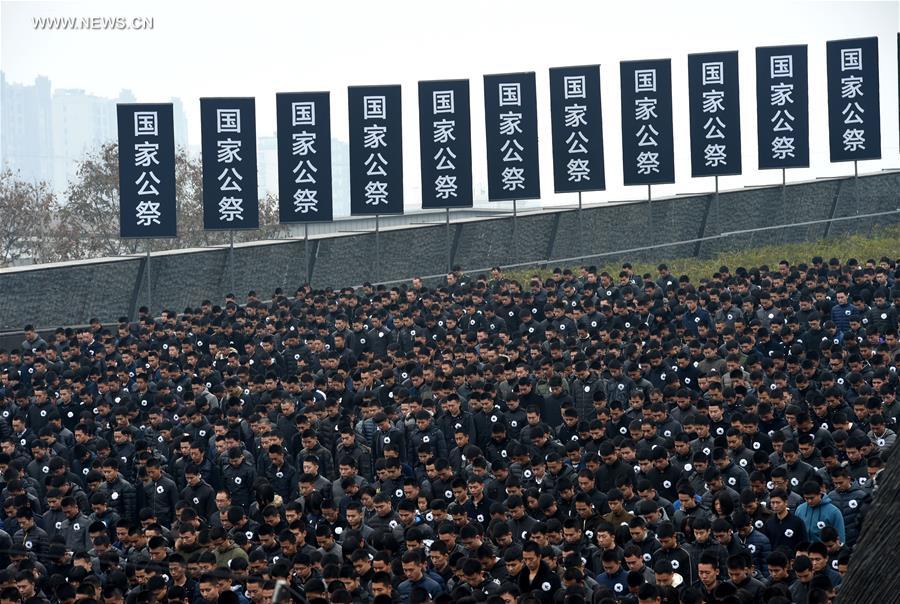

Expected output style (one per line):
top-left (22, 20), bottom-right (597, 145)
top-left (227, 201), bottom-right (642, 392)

top-left (781, 168), bottom-right (787, 243)
top-left (146, 243), bottom-right (152, 316)
top-left (512, 200), bottom-right (518, 266)
top-left (304, 224), bottom-right (310, 285)
top-left (445, 208), bottom-right (451, 274)
top-left (229, 231), bottom-right (235, 296)
top-left (715, 175), bottom-right (720, 235)
top-left (854, 160), bottom-right (859, 215)
top-left (375, 214), bottom-right (381, 283)
top-left (647, 185), bottom-right (652, 236)
top-left (578, 191), bottom-right (583, 259)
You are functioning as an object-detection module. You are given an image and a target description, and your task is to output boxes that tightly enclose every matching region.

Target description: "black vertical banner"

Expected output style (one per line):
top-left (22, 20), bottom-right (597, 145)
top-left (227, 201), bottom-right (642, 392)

top-left (687, 51), bottom-right (742, 177)
top-left (276, 92), bottom-right (333, 223)
top-left (549, 65), bottom-right (606, 192)
top-left (826, 36), bottom-right (881, 162)
top-left (348, 85), bottom-right (404, 215)
top-left (619, 59), bottom-right (675, 185)
top-left (483, 72), bottom-right (541, 201)
top-left (755, 45), bottom-right (810, 169)
top-left (200, 98), bottom-right (259, 230)
top-left (117, 103), bottom-right (177, 238)
top-left (418, 79), bottom-right (473, 209)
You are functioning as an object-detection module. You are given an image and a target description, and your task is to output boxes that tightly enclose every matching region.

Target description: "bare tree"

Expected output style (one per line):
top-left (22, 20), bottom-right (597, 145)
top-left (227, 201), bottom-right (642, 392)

top-left (172, 151), bottom-right (286, 247)
top-left (246, 193), bottom-right (285, 244)
top-left (57, 143), bottom-right (133, 258)
top-left (53, 143), bottom-right (287, 261)
top-left (0, 168), bottom-right (57, 267)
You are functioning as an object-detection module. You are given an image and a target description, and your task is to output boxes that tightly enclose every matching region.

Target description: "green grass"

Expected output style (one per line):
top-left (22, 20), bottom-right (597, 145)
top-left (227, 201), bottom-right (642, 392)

top-left (505, 224), bottom-right (900, 284)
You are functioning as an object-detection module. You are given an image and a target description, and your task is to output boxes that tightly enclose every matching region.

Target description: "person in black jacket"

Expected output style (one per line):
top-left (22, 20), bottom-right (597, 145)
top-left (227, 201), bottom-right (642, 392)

top-left (518, 540), bottom-right (560, 603)
top-left (407, 411), bottom-right (447, 463)
top-left (764, 488), bottom-right (807, 556)
top-left (596, 441), bottom-right (633, 492)
top-left (220, 447), bottom-right (257, 511)
top-left (140, 458), bottom-right (178, 527)
top-left (181, 463), bottom-right (217, 517)
top-left (99, 458), bottom-right (137, 523)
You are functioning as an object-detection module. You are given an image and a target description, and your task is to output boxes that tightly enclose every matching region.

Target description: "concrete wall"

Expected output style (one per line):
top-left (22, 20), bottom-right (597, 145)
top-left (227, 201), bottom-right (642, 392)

top-left (1, 171), bottom-right (898, 332)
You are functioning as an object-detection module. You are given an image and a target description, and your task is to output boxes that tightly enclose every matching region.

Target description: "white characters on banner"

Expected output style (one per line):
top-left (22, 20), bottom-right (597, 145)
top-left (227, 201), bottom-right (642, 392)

top-left (769, 54), bottom-right (797, 160)
top-left (498, 82), bottom-right (526, 192)
top-left (432, 89), bottom-right (459, 200)
top-left (633, 69), bottom-right (660, 175)
top-left (839, 47), bottom-right (866, 152)
top-left (561, 74), bottom-right (591, 183)
top-left (362, 95), bottom-right (390, 206)
top-left (133, 111), bottom-right (162, 226)
top-left (700, 61), bottom-right (728, 168)
top-left (290, 101), bottom-right (320, 214)
top-left (215, 108), bottom-right (244, 222)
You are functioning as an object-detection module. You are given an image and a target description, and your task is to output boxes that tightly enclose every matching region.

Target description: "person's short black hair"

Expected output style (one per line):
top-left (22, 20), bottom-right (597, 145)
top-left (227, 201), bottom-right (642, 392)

top-left (697, 552), bottom-right (719, 569)
top-left (400, 550), bottom-right (424, 565)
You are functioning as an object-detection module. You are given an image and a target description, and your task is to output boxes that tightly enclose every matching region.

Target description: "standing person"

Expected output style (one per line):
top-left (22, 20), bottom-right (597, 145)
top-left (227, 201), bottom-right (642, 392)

top-left (795, 481), bottom-right (845, 544)
top-left (397, 550), bottom-right (443, 602)
top-left (518, 540), bottom-right (561, 603)
top-left (99, 458), bottom-right (137, 523)
top-left (764, 488), bottom-right (807, 556)
top-left (690, 555), bottom-right (721, 602)
top-left (221, 447), bottom-right (256, 511)
top-left (140, 458), bottom-right (178, 528)
top-left (826, 467), bottom-right (870, 548)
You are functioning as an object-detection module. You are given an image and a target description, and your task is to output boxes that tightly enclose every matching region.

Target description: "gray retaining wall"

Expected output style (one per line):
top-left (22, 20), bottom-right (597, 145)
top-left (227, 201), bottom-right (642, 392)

top-left (0, 171), bottom-right (898, 332)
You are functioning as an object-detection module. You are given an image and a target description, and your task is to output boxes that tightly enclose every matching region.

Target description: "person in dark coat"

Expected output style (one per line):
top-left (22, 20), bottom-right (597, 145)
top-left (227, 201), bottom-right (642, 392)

top-left (518, 540), bottom-right (561, 603)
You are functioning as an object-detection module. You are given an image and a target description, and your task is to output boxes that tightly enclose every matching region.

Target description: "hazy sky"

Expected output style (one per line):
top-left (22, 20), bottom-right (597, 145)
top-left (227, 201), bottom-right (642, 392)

top-left (2, 0), bottom-right (898, 206)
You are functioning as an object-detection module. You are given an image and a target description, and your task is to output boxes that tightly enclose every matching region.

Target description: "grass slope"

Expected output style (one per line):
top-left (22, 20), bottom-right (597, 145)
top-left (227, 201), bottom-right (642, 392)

top-left (503, 225), bottom-right (900, 284)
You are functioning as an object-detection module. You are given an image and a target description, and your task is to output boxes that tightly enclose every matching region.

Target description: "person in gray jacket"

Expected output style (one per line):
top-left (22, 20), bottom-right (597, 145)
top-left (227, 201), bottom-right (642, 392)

top-left (60, 496), bottom-right (92, 553)
top-left (826, 467), bottom-right (871, 547)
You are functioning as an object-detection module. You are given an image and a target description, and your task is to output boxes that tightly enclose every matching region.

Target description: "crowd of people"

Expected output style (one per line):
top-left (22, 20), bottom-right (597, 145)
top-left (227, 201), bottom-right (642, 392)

top-left (0, 255), bottom-right (898, 604)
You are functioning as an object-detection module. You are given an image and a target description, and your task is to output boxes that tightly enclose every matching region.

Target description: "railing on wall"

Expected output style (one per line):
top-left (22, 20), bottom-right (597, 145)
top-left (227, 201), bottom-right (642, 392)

top-left (0, 170), bottom-right (897, 333)
top-left (371, 207), bottom-right (900, 286)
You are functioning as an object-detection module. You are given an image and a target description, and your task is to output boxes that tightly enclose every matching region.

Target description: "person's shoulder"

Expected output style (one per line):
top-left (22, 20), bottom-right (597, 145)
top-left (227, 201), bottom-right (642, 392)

top-left (424, 575), bottom-right (442, 589)
top-left (823, 499), bottom-right (842, 512)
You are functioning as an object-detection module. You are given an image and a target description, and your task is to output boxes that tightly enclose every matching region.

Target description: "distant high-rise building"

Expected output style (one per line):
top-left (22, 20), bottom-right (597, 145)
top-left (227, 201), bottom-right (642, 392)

top-left (51, 87), bottom-right (118, 191)
top-left (331, 138), bottom-right (350, 218)
top-left (170, 96), bottom-right (189, 152)
top-left (256, 134), bottom-right (279, 200)
top-left (0, 73), bottom-right (54, 185)
top-left (2, 73), bottom-right (191, 195)
top-left (48, 86), bottom-right (191, 193)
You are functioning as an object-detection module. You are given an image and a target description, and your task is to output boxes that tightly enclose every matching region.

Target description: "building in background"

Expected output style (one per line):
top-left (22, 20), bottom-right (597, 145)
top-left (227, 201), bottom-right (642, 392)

top-left (331, 138), bottom-right (350, 218)
top-left (256, 134), bottom-right (278, 201)
top-left (1, 72), bottom-right (189, 195)
top-left (3, 74), bottom-right (464, 218)
top-left (51, 87), bottom-right (120, 191)
top-left (171, 97), bottom-right (189, 153)
top-left (0, 73), bottom-right (54, 186)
